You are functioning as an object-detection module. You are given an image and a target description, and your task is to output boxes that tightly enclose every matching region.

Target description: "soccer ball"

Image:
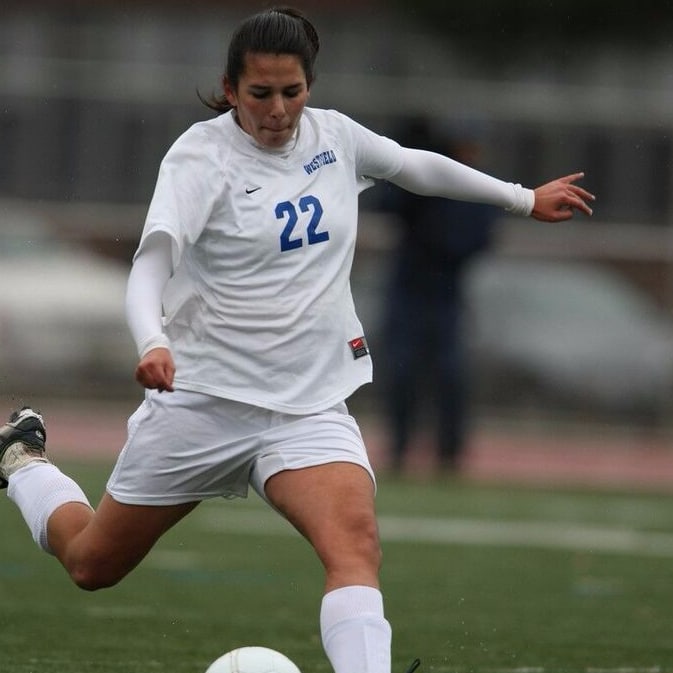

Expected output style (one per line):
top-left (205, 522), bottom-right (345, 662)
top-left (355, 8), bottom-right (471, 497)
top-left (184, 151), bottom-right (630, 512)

top-left (205, 646), bottom-right (301, 673)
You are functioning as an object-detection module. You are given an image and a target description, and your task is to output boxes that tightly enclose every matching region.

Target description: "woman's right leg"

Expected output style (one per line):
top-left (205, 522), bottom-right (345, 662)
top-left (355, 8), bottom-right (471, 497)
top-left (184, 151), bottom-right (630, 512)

top-left (2, 406), bottom-right (199, 591)
top-left (48, 492), bottom-right (199, 590)
top-left (9, 460), bottom-right (198, 590)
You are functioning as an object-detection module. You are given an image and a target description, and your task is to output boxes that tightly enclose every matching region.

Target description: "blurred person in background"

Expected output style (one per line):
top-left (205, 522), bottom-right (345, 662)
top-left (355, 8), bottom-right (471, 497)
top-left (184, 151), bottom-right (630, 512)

top-left (380, 117), bottom-right (498, 474)
top-left (0, 7), bottom-right (594, 673)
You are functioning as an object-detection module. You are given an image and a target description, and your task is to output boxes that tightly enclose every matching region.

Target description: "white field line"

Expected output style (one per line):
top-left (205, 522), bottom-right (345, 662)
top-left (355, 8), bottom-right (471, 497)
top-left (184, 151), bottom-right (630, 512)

top-left (196, 508), bottom-right (673, 558)
top-left (491, 669), bottom-right (663, 673)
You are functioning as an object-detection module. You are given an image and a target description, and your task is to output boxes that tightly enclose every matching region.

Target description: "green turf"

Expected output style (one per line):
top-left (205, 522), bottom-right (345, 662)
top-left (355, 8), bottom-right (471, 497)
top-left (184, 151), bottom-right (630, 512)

top-left (1, 462), bottom-right (672, 672)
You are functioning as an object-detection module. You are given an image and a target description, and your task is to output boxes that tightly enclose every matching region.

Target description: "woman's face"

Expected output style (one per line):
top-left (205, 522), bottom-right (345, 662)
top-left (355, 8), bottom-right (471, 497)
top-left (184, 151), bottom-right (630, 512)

top-left (225, 52), bottom-right (310, 149)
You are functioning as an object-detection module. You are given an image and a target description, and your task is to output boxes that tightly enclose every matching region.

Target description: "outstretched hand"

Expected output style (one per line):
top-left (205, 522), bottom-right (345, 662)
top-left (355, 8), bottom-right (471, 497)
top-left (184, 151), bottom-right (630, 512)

top-left (532, 172), bottom-right (595, 222)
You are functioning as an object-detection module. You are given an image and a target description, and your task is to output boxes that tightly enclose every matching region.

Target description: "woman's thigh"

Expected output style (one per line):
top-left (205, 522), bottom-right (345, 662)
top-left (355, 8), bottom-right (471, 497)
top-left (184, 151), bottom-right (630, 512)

top-left (53, 493), bottom-right (199, 587)
top-left (263, 462), bottom-right (380, 590)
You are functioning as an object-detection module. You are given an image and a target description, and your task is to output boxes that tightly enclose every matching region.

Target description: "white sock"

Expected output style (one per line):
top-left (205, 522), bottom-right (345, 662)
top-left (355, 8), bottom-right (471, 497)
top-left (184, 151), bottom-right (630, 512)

top-left (320, 585), bottom-right (392, 673)
top-left (7, 462), bottom-right (92, 554)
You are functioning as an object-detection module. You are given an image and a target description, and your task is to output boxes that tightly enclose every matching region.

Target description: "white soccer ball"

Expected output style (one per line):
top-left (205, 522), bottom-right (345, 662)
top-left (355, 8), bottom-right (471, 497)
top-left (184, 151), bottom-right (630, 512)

top-left (205, 646), bottom-right (302, 673)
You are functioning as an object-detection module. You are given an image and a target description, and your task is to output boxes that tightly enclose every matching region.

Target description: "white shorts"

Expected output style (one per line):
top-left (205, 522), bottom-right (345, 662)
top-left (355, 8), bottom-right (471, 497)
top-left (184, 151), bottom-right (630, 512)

top-left (106, 390), bottom-right (375, 506)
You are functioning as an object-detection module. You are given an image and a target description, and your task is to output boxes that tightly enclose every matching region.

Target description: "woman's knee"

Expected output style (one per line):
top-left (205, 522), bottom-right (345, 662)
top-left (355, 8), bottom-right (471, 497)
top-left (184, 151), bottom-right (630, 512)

top-left (61, 497), bottom-right (197, 591)
top-left (69, 558), bottom-right (128, 591)
top-left (355, 515), bottom-right (383, 564)
top-left (319, 511), bottom-right (383, 573)
top-left (65, 545), bottom-right (139, 591)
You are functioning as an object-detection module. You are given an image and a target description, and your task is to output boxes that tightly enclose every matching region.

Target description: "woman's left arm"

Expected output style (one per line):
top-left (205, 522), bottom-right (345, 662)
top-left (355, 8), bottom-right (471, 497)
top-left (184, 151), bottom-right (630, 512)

top-left (389, 147), bottom-right (594, 220)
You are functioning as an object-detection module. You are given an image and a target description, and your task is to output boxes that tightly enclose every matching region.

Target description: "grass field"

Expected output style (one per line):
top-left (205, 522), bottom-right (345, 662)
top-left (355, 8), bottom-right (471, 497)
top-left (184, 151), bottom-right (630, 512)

top-left (1, 461), bottom-right (672, 673)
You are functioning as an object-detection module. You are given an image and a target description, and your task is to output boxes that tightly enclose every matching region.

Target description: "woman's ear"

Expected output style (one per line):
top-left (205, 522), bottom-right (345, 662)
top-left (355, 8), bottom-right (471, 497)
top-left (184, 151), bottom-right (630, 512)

top-left (223, 76), bottom-right (237, 107)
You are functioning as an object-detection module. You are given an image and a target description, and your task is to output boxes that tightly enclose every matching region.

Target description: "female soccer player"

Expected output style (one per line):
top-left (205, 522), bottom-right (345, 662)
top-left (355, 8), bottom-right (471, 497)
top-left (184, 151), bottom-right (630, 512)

top-left (0, 7), bottom-right (594, 673)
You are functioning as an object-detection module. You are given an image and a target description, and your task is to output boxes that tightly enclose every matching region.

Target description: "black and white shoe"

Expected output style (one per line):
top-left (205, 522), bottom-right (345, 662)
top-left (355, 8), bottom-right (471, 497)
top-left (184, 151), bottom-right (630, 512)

top-left (0, 407), bottom-right (48, 489)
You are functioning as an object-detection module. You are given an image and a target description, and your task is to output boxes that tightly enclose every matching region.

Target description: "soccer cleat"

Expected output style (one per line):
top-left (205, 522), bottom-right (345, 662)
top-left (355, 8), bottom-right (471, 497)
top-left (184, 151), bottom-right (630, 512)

top-left (0, 407), bottom-right (48, 489)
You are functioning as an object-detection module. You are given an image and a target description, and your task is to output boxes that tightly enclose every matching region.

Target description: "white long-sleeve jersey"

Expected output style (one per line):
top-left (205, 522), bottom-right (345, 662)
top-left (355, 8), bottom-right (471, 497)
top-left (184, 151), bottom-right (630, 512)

top-left (127, 107), bottom-right (533, 413)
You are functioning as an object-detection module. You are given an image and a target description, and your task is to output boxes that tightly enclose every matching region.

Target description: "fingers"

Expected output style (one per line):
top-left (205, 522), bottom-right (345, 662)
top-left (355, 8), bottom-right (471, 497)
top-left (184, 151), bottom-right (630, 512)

top-left (550, 208), bottom-right (574, 223)
top-left (568, 193), bottom-right (594, 217)
top-left (569, 184), bottom-right (595, 202)
top-left (534, 209), bottom-right (573, 223)
top-left (532, 172), bottom-right (595, 222)
top-left (556, 173), bottom-right (596, 209)
top-left (564, 183), bottom-right (595, 217)
top-left (558, 171), bottom-right (586, 184)
top-left (135, 365), bottom-right (171, 391)
top-left (135, 349), bottom-right (175, 392)
top-left (155, 373), bottom-right (175, 394)
top-left (137, 371), bottom-right (175, 393)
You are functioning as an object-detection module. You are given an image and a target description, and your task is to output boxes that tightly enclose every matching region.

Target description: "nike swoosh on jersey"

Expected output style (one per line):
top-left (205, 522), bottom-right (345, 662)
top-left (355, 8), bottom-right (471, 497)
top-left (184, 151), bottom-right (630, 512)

top-left (245, 186), bottom-right (262, 194)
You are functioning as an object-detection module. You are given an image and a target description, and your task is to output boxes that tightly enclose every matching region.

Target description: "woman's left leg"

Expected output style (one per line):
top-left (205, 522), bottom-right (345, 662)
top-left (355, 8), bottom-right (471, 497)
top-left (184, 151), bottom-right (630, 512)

top-left (264, 462), bottom-right (391, 673)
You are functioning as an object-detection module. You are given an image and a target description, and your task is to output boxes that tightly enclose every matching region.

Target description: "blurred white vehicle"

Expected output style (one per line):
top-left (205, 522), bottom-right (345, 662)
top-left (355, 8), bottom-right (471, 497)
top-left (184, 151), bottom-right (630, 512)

top-left (0, 209), bottom-right (137, 396)
top-left (466, 256), bottom-right (673, 421)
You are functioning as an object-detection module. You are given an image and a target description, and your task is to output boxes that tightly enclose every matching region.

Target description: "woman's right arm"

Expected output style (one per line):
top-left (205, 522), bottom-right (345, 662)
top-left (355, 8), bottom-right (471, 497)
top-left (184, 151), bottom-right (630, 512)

top-left (125, 232), bottom-right (176, 392)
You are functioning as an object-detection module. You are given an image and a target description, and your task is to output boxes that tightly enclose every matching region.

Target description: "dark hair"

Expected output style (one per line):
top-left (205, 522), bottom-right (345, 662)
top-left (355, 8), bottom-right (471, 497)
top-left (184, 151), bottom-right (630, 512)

top-left (200, 7), bottom-right (320, 114)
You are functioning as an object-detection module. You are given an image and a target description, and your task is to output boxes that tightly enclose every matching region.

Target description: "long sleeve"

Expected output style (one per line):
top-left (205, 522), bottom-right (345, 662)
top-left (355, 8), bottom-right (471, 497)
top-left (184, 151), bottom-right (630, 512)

top-left (125, 232), bottom-right (174, 358)
top-left (388, 147), bottom-right (535, 216)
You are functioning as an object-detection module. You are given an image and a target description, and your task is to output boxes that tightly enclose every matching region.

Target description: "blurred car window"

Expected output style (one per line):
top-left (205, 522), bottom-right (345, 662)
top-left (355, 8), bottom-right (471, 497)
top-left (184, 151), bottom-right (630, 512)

top-left (465, 256), bottom-right (673, 422)
top-left (1, 207), bottom-right (137, 398)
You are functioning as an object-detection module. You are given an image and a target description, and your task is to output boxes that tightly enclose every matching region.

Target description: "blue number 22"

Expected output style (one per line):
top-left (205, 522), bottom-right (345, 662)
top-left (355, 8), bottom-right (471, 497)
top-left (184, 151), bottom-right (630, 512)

top-left (276, 195), bottom-right (328, 252)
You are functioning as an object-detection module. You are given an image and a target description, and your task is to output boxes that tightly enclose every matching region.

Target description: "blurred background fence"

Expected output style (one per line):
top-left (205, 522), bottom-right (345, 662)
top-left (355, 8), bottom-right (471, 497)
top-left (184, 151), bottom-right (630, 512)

top-left (3, 0), bottom-right (673, 435)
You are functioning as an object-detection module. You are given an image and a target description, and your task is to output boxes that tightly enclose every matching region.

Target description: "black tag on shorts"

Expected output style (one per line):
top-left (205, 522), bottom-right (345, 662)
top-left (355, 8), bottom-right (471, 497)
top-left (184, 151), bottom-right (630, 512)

top-left (348, 336), bottom-right (370, 360)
